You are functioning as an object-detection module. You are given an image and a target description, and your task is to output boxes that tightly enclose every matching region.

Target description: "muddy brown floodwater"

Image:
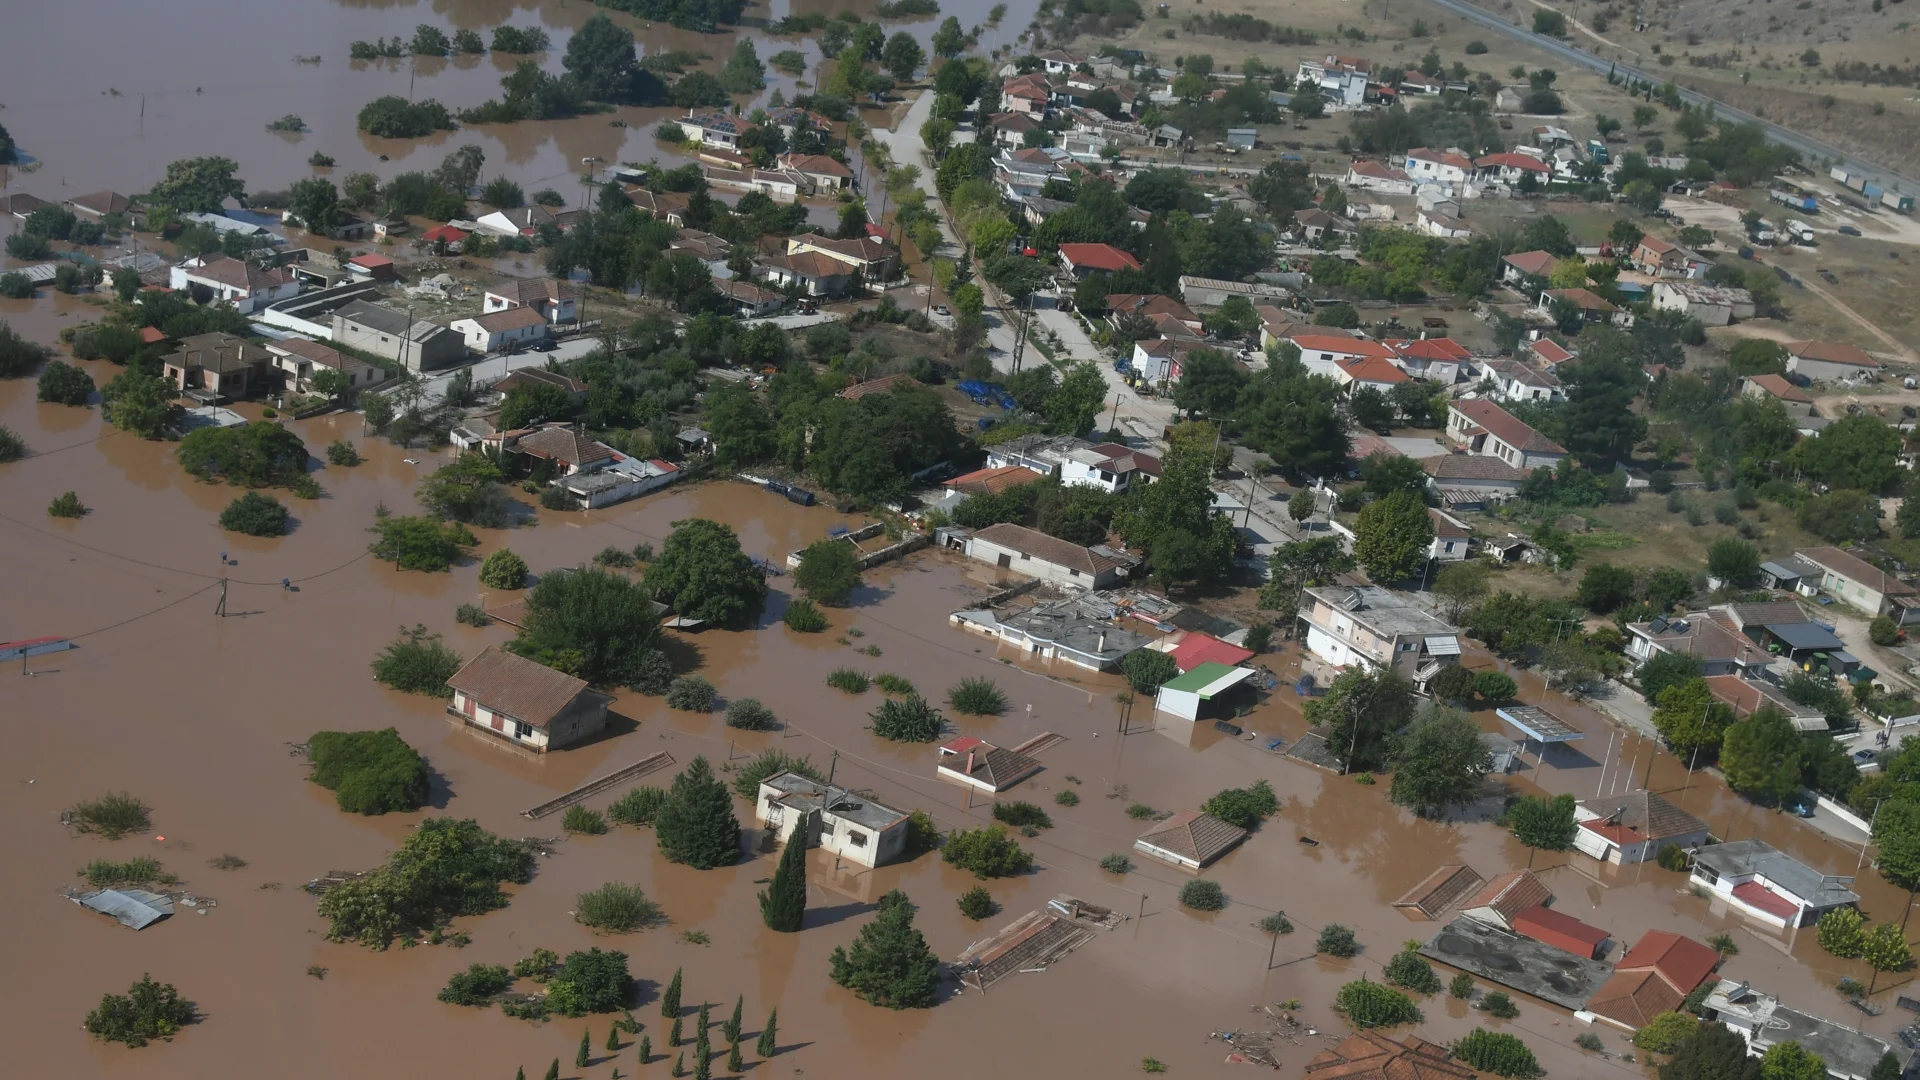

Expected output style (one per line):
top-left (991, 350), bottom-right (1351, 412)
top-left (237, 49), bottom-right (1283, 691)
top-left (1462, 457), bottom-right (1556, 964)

top-left (0, 0), bottom-right (1035, 214)
top-left (7, 327), bottom-right (1916, 1080)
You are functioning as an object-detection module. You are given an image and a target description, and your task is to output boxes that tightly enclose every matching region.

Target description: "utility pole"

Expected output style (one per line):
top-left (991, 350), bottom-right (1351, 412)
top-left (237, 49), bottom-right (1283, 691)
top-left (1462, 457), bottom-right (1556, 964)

top-left (213, 577), bottom-right (227, 617)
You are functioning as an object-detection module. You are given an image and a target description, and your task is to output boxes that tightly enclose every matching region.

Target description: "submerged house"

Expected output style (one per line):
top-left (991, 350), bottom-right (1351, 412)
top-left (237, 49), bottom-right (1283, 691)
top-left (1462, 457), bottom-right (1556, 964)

top-left (754, 771), bottom-right (908, 869)
top-left (1133, 809), bottom-right (1247, 870)
top-left (445, 646), bottom-right (613, 753)
top-left (935, 735), bottom-right (1042, 792)
top-left (1689, 839), bottom-right (1858, 928)
top-left (1573, 791), bottom-right (1711, 866)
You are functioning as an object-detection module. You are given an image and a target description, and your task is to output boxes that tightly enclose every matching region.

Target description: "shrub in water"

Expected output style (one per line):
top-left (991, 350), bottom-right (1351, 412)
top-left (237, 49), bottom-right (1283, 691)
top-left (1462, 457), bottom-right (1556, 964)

top-left (956, 885), bottom-right (996, 920)
top-left (1335, 979), bottom-right (1421, 1028)
top-left (307, 728), bottom-right (430, 815)
top-left (455, 603), bottom-right (490, 626)
top-left (784, 597), bottom-right (828, 632)
top-left (594, 546), bottom-right (636, 568)
top-left (1384, 948), bottom-right (1442, 994)
top-left (479, 547), bottom-right (529, 589)
top-left (1055, 789), bottom-right (1080, 806)
top-left (665, 676), bottom-right (717, 712)
top-left (563, 806), bottom-right (609, 835)
top-left (947, 676), bottom-right (1008, 715)
top-left (870, 694), bottom-right (946, 742)
top-left (608, 786), bottom-right (669, 826)
top-left (1453, 1029), bottom-right (1541, 1078)
top-left (941, 825), bottom-right (1033, 878)
top-left (724, 697), bottom-right (777, 731)
top-left (1260, 912), bottom-right (1294, 935)
top-left (1179, 879), bottom-right (1226, 911)
top-left (826, 667), bottom-right (869, 693)
top-left (1478, 991), bottom-right (1519, 1019)
top-left (67, 793), bottom-right (152, 840)
top-left (326, 439), bottom-right (362, 466)
top-left (1200, 779), bottom-right (1279, 829)
top-left (728, 749), bottom-right (826, 800)
top-left (1317, 924), bottom-right (1359, 958)
top-left (438, 963), bottom-right (512, 1006)
top-left (991, 801), bottom-right (1052, 829)
top-left (83, 974), bottom-right (195, 1047)
top-left (48, 491), bottom-right (89, 518)
top-left (575, 882), bottom-right (664, 932)
top-left (874, 673), bottom-right (916, 695)
top-left (1100, 853), bottom-right (1132, 874)
top-left (370, 624), bottom-right (461, 697)
top-left (1449, 972), bottom-right (1475, 998)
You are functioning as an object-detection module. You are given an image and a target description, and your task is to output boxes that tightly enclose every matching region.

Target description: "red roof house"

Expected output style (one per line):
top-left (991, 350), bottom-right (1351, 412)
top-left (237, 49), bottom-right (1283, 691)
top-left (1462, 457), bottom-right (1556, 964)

top-left (1057, 243), bottom-right (1141, 276)
top-left (1510, 905), bottom-right (1609, 959)
top-left (1169, 632), bottom-right (1255, 672)
top-left (1583, 931), bottom-right (1721, 1031)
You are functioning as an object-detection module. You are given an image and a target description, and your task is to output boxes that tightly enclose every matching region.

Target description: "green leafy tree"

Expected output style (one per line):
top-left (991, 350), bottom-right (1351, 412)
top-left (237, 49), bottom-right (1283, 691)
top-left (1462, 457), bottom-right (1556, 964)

top-left (564, 14), bottom-right (648, 103)
top-left (759, 828), bottom-right (808, 931)
top-left (1707, 539), bottom-right (1760, 585)
top-left (940, 825), bottom-right (1033, 878)
top-left (794, 539), bottom-right (861, 606)
top-left (655, 757), bottom-right (741, 870)
top-left (882, 32), bottom-right (925, 81)
top-left (1114, 424), bottom-right (1237, 588)
top-left (83, 974), bottom-right (196, 1047)
top-left (1305, 667), bottom-right (1415, 773)
top-left (1758, 1041), bottom-right (1826, 1080)
top-left (287, 177), bottom-right (341, 232)
top-left (1639, 652), bottom-right (1706, 705)
top-left (1453, 1029), bottom-right (1542, 1078)
top-left (37, 360), bottom-right (95, 406)
top-left (146, 156), bottom-right (245, 212)
top-left (644, 518), bottom-right (768, 627)
top-left (1792, 415), bottom-right (1903, 494)
top-left (1558, 351), bottom-right (1648, 469)
top-left (370, 624), bottom-right (462, 696)
top-left (317, 817), bottom-right (536, 948)
top-left (217, 491), bottom-right (290, 536)
top-left (506, 566), bottom-right (668, 690)
top-left (1431, 664), bottom-right (1478, 702)
top-left (1873, 798), bottom-right (1920, 893)
top-left (719, 38), bottom-right (766, 93)
top-left (1389, 708), bottom-right (1493, 818)
top-left (869, 694), bottom-right (947, 742)
top-left (1652, 678), bottom-right (1734, 757)
top-left (1334, 979), bottom-right (1422, 1028)
top-left (828, 890), bottom-right (941, 1008)
top-left (1720, 707), bottom-right (1805, 804)
top-left (308, 728), bottom-right (430, 814)
top-left (1818, 907), bottom-right (1867, 958)
top-left (1046, 362), bottom-right (1108, 436)
top-left (1578, 563), bottom-right (1637, 613)
top-left (179, 422), bottom-right (311, 488)
top-left (1353, 490), bottom-right (1433, 583)
top-left (479, 548), bottom-right (529, 589)
top-left (1508, 793), bottom-right (1577, 852)
top-left (1121, 648), bottom-right (1180, 692)
top-left (1259, 537), bottom-right (1356, 622)
top-left (1634, 1011), bottom-right (1701, 1053)
top-left (1384, 948), bottom-right (1443, 994)
top-left (369, 515), bottom-right (477, 572)
top-left (1863, 921), bottom-right (1913, 973)
top-left (1200, 779), bottom-right (1279, 829)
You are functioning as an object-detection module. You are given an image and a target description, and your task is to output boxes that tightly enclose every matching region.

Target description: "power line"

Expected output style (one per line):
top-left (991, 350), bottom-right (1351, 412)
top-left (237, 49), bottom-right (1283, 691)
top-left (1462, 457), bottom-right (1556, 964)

top-left (0, 510), bottom-right (374, 585)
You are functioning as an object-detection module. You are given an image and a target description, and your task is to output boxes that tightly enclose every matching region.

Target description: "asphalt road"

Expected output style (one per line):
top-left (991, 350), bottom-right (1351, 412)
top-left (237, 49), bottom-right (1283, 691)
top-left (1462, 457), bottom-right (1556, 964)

top-left (1417, 0), bottom-right (1913, 193)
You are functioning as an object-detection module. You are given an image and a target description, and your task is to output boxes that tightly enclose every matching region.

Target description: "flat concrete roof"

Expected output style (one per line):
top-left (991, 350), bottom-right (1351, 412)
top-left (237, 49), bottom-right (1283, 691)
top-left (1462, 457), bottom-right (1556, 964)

top-left (1420, 915), bottom-right (1614, 1011)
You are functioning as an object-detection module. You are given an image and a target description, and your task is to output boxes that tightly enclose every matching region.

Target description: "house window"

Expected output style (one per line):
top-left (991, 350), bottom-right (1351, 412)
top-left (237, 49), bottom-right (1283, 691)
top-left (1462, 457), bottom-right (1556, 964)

top-left (849, 831), bottom-right (868, 847)
top-left (1020, 552), bottom-right (1031, 560)
top-left (1070, 569), bottom-right (1081, 577)
top-left (820, 822), bottom-right (835, 837)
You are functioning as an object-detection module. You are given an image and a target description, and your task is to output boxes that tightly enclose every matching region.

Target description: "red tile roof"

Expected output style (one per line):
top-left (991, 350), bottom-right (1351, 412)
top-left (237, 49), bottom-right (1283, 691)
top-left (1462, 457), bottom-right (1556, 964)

top-left (1057, 243), bottom-right (1141, 272)
top-left (138, 326), bottom-right (167, 344)
top-left (1135, 809), bottom-right (1249, 866)
top-left (1464, 869), bottom-right (1552, 923)
top-left (1305, 1032), bottom-right (1474, 1080)
top-left (1731, 881), bottom-right (1800, 919)
top-left (1531, 338), bottom-right (1575, 365)
top-left (1745, 373), bottom-right (1812, 403)
top-left (1338, 355), bottom-right (1409, 385)
top-left (1615, 930), bottom-right (1721, 995)
top-left (1389, 337), bottom-right (1473, 362)
top-left (1476, 152), bottom-right (1551, 173)
top-left (1292, 334), bottom-right (1396, 360)
top-left (1451, 398), bottom-right (1566, 456)
top-left (946, 465), bottom-right (1046, 495)
top-left (422, 224), bottom-right (469, 243)
top-left (1169, 632), bottom-right (1254, 672)
top-left (972, 522), bottom-right (1122, 576)
top-left (1545, 287), bottom-right (1617, 312)
top-left (348, 253), bottom-right (394, 269)
top-left (1585, 968), bottom-right (1685, 1030)
top-left (1510, 905), bottom-right (1608, 958)
top-left (516, 425), bottom-right (616, 467)
top-left (1788, 340), bottom-right (1879, 369)
top-left (1408, 147), bottom-right (1475, 170)
top-left (1503, 250), bottom-right (1558, 277)
top-left (445, 646), bottom-right (599, 729)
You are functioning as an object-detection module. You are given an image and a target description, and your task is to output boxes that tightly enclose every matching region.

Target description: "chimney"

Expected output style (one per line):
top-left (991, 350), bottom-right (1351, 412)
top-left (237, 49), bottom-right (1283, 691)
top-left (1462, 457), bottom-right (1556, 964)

top-left (965, 749), bottom-right (976, 776)
top-left (1097, 630), bottom-right (1108, 653)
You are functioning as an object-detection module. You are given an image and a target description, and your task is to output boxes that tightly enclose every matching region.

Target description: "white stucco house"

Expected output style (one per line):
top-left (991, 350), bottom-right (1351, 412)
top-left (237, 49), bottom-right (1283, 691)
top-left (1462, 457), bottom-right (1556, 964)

top-left (450, 306), bottom-right (548, 354)
top-left (169, 254), bottom-right (301, 314)
top-left (755, 771), bottom-right (908, 869)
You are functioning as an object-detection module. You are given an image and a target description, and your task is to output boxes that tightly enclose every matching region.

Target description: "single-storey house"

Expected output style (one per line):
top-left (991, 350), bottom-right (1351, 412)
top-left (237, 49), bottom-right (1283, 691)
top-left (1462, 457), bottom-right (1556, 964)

top-left (1631, 234), bottom-right (1709, 278)
top-left (1689, 838), bottom-right (1858, 928)
top-left (1291, 333), bottom-right (1398, 371)
top-left (1459, 869), bottom-right (1551, 930)
top-left (1344, 160), bottom-right (1414, 195)
top-left (169, 253), bottom-right (301, 314)
top-left (1582, 931), bottom-right (1721, 1032)
top-left (1416, 208), bottom-right (1471, 239)
top-left (67, 189), bottom-right (143, 227)
top-left (346, 253), bottom-right (397, 282)
top-left (1061, 442), bottom-right (1160, 494)
top-left (1702, 675), bottom-right (1828, 730)
top-left (1426, 507), bottom-right (1472, 564)
top-left (1485, 359), bottom-right (1563, 403)
top-left (1304, 1033), bottom-right (1475, 1080)
top-left (947, 594), bottom-right (1150, 672)
top-left (1424, 453), bottom-right (1530, 507)
top-left (935, 735), bottom-right (1042, 792)
top-left (1293, 207), bottom-right (1357, 243)
top-left (1446, 399), bottom-right (1568, 471)
top-left (161, 332), bottom-right (273, 399)
top-left (484, 278), bottom-right (578, 324)
top-left (965, 522), bottom-right (1125, 589)
top-left (1741, 373), bottom-right (1814, 418)
top-left (1334, 355), bottom-right (1409, 395)
top-left (1786, 340), bottom-right (1882, 382)
top-left (755, 771), bottom-right (907, 869)
top-left (1404, 147), bottom-right (1474, 185)
top-left (779, 153), bottom-right (855, 193)
top-left (756, 250), bottom-right (853, 297)
top-left (713, 277), bottom-right (785, 318)
top-left (1392, 864), bottom-right (1486, 921)
top-left (558, 457), bottom-right (680, 509)
top-left (1106, 293), bottom-right (1201, 330)
top-left (1385, 337), bottom-right (1472, 385)
top-left (1573, 790), bottom-right (1710, 865)
top-left (1702, 980), bottom-right (1911, 1080)
top-left (1623, 611), bottom-right (1771, 676)
top-left (331, 300), bottom-right (466, 372)
top-left (1510, 905), bottom-right (1609, 960)
top-left (514, 425), bottom-right (618, 477)
top-left (421, 223), bottom-right (469, 251)
top-left (787, 232), bottom-right (899, 281)
top-left (451, 306), bottom-right (548, 354)
top-left (1154, 661), bottom-right (1258, 723)
top-left (1133, 809), bottom-right (1248, 870)
top-left (680, 111), bottom-right (759, 149)
top-left (1538, 287), bottom-right (1632, 326)
top-left (626, 188), bottom-right (691, 227)
top-left (265, 337), bottom-right (386, 394)
top-left (1652, 282), bottom-right (1754, 327)
top-left (1057, 242), bottom-right (1141, 278)
top-left (1797, 546), bottom-right (1917, 621)
top-left (1501, 250), bottom-right (1557, 286)
top-left (1475, 152), bottom-right (1552, 185)
top-left (445, 645), bottom-right (613, 752)
top-left (1167, 631), bottom-right (1255, 672)
top-left (945, 464), bottom-right (1047, 499)
top-left (475, 204), bottom-right (556, 237)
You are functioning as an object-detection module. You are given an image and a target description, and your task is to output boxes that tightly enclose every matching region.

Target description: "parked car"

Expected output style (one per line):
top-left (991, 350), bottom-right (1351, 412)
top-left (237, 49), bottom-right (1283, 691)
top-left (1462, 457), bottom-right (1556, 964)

top-left (1853, 748), bottom-right (1880, 764)
top-left (531, 338), bottom-right (557, 352)
top-left (934, 304), bottom-right (950, 316)
top-left (1785, 799), bottom-right (1815, 818)
top-left (1839, 225), bottom-right (1863, 237)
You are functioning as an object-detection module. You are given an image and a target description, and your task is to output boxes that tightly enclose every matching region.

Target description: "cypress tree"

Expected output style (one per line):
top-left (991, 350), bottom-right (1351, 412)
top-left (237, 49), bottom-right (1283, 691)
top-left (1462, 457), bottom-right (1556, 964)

top-left (727, 1039), bottom-right (743, 1073)
top-left (622, 1008), bottom-right (638, 1034)
top-left (545, 1060), bottom-right (560, 1080)
top-left (608, 1024), bottom-right (622, 1051)
top-left (578, 1028), bottom-right (592, 1068)
top-left (694, 1043), bottom-right (712, 1080)
top-left (670, 1016), bottom-right (683, 1046)
top-left (661, 967), bottom-right (683, 1018)
top-left (612, 1071), bottom-right (623, 1080)
top-left (639, 1034), bottom-right (652, 1065)
top-left (655, 756), bottom-right (742, 869)
top-left (827, 889), bottom-right (941, 1008)
top-left (760, 828), bottom-right (808, 931)
top-left (756, 1009), bottom-right (778, 1058)
top-left (516, 1069), bottom-right (526, 1080)
top-left (696, 1002), bottom-right (711, 1046)
top-left (723, 996), bottom-right (743, 1044)
top-left (671, 1052), bottom-right (685, 1077)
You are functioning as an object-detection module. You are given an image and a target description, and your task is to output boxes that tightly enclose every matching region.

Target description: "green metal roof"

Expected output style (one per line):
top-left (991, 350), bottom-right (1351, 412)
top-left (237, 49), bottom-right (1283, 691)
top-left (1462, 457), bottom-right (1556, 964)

top-left (1160, 661), bottom-right (1249, 697)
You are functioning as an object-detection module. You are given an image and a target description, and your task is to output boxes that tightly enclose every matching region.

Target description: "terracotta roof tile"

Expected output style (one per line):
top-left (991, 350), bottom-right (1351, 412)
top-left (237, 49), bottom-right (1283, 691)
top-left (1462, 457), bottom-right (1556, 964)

top-left (973, 522), bottom-right (1122, 576)
top-left (445, 646), bottom-right (599, 728)
top-left (1464, 869), bottom-right (1551, 922)
top-left (1135, 810), bottom-right (1248, 866)
top-left (1788, 340), bottom-right (1879, 369)
top-left (1450, 399), bottom-right (1566, 455)
top-left (516, 426), bottom-right (617, 467)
